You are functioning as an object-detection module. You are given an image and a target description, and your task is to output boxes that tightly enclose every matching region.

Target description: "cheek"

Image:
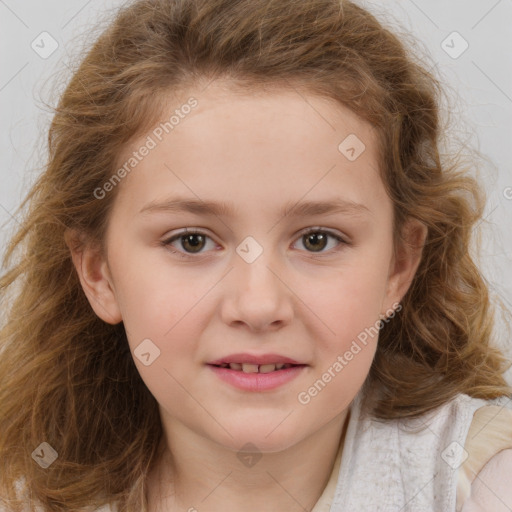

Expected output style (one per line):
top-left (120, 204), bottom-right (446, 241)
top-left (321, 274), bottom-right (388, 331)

top-left (299, 256), bottom-right (391, 346)
top-left (109, 245), bottom-right (200, 337)
top-left (111, 256), bottom-right (214, 402)
top-left (295, 271), bottom-right (383, 414)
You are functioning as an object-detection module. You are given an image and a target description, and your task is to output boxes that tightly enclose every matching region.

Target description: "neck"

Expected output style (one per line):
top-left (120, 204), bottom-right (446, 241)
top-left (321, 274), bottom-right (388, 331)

top-left (147, 409), bottom-right (350, 512)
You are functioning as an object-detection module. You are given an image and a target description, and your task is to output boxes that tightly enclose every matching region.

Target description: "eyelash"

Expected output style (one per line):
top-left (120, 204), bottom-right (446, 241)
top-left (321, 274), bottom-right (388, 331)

top-left (161, 227), bottom-right (349, 259)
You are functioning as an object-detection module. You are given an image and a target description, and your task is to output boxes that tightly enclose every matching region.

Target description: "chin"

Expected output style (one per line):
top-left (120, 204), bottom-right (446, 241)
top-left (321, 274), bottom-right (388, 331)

top-left (209, 421), bottom-right (307, 454)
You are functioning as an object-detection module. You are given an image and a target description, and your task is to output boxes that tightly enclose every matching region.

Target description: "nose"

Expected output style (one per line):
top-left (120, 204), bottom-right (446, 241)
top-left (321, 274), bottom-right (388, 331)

top-left (220, 247), bottom-right (294, 333)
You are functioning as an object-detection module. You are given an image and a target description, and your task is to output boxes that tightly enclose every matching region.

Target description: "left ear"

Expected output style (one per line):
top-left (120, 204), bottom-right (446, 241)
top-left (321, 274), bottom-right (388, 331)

top-left (381, 217), bottom-right (427, 316)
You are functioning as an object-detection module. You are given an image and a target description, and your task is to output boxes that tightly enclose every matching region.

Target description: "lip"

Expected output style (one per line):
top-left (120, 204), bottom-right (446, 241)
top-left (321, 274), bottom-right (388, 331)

top-left (207, 364), bottom-right (306, 391)
top-left (208, 353), bottom-right (304, 365)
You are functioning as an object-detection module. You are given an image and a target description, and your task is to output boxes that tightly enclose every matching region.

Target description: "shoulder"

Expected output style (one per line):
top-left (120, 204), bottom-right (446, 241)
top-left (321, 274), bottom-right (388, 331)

top-left (459, 403), bottom-right (512, 511)
top-left (461, 448), bottom-right (512, 511)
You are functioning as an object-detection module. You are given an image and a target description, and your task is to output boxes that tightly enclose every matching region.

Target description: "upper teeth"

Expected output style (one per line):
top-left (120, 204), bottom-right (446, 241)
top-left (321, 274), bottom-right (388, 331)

top-left (219, 363), bottom-right (290, 372)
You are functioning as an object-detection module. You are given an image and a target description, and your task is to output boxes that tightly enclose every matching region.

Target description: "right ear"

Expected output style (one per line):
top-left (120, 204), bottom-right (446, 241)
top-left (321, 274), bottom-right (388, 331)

top-left (64, 229), bottom-right (122, 325)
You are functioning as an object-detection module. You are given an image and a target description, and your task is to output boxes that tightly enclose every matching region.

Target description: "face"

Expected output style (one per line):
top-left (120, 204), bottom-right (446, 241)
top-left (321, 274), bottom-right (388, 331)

top-left (71, 81), bottom-right (424, 454)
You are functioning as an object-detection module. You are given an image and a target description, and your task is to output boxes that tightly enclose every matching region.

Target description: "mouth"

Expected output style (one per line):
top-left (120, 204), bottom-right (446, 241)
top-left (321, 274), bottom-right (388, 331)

top-left (208, 362), bottom-right (304, 373)
top-left (206, 353), bottom-right (308, 391)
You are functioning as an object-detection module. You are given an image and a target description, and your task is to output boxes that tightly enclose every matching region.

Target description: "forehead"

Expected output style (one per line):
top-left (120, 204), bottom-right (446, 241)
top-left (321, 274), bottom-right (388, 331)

top-left (110, 82), bottom-right (388, 220)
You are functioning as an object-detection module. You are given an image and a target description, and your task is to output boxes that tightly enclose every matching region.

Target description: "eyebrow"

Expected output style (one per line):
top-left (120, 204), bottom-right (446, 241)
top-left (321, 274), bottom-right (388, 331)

top-left (139, 196), bottom-right (372, 219)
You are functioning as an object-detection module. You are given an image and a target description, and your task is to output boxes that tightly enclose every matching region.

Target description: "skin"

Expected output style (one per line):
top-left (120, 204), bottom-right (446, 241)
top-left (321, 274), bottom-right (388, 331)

top-left (461, 449), bottom-right (512, 511)
top-left (67, 80), bottom-right (427, 511)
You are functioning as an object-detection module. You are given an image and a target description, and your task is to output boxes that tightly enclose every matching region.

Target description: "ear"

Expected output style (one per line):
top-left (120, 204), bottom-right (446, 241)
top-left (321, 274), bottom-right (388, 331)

top-left (381, 218), bottom-right (427, 317)
top-left (65, 229), bottom-right (122, 325)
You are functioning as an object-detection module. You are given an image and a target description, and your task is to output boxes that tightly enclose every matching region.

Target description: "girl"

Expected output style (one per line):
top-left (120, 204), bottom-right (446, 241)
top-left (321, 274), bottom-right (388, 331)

top-left (1, 0), bottom-right (511, 511)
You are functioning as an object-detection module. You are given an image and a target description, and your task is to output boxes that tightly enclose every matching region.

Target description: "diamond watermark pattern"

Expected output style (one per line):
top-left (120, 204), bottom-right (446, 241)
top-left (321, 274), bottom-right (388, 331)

top-left (31, 442), bottom-right (58, 469)
top-left (441, 441), bottom-right (469, 469)
top-left (237, 442), bottom-right (263, 468)
top-left (134, 338), bottom-right (161, 366)
top-left (441, 32), bottom-right (469, 60)
top-left (338, 134), bottom-right (366, 162)
top-left (30, 32), bottom-right (59, 59)
top-left (236, 236), bottom-right (263, 264)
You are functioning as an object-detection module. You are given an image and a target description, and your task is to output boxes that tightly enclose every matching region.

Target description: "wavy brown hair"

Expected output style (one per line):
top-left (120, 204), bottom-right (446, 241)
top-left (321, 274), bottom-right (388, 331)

top-left (1, 0), bottom-right (511, 510)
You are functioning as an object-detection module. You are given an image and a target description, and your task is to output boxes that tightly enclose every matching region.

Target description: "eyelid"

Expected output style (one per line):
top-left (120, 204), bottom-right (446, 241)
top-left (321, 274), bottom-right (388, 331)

top-left (161, 228), bottom-right (219, 259)
top-left (296, 226), bottom-right (350, 244)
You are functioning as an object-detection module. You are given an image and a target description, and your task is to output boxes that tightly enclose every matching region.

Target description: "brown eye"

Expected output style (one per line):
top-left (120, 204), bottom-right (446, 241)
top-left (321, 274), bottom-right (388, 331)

top-left (162, 230), bottom-right (216, 257)
top-left (293, 229), bottom-right (347, 254)
top-left (303, 232), bottom-right (328, 252)
top-left (180, 233), bottom-right (206, 253)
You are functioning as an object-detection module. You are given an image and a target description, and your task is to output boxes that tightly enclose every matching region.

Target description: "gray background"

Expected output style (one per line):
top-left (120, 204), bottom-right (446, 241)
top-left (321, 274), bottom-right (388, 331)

top-left (1, 0), bottom-right (511, 381)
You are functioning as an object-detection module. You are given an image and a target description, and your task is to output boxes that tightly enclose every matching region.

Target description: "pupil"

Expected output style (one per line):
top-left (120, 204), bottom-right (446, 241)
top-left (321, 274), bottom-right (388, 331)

top-left (183, 234), bottom-right (204, 252)
top-left (305, 233), bottom-right (327, 252)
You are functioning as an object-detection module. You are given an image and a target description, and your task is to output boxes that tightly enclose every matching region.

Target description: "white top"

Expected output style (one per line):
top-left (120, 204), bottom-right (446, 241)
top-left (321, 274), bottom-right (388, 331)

top-left (312, 391), bottom-right (512, 511)
top-left (328, 392), bottom-right (492, 511)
